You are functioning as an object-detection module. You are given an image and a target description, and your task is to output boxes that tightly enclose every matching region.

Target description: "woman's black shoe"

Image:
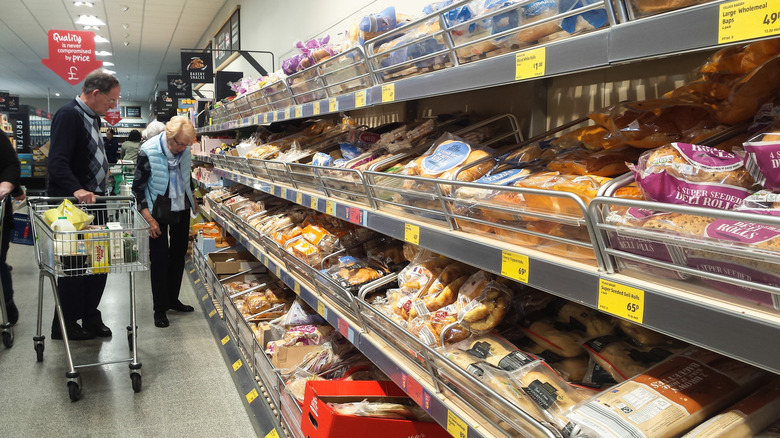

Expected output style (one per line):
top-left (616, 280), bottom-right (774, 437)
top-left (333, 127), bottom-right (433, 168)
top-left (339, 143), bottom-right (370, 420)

top-left (154, 312), bottom-right (169, 328)
top-left (169, 301), bottom-right (194, 312)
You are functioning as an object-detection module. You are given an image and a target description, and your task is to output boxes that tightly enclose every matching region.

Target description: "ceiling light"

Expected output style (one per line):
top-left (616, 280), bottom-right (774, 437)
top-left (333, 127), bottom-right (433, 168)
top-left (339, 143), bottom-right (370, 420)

top-left (121, 23), bottom-right (129, 29)
top-left (75, 15), bottom-right (105, 26)
top-left (94, 35), bottom-right (109, 43)
top-left (121, 5), bottom-right (129, 11)
top-left (102, 61), bottom-right (114, 66)
top-left (83, 25), bottom-right (100, 30)
top-left (55, 92), bottom-right (61, 97)
top-left (123, 41), bottom-right (130, 46)
top-left (74, 1), bottom-right (94, 6)
top-left (95, 50), bottom-right (112, 56)
top-left (103, 69), bottom-right (116, 74)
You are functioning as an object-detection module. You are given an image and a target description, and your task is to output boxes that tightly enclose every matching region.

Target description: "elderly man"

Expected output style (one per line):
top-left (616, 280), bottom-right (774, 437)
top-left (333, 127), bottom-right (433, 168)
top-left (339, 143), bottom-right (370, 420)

top-left (48, 69), bottom-right (120, 340)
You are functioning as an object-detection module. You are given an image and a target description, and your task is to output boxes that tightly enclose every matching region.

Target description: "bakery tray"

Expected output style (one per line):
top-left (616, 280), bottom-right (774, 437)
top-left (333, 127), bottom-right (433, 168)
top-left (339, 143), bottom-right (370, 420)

top-left (286, 66), bottom-right (328, 105)
top-left (262, 79), bottom-right (296, 111)
top-left (318, 46), bottom-right (375, 98)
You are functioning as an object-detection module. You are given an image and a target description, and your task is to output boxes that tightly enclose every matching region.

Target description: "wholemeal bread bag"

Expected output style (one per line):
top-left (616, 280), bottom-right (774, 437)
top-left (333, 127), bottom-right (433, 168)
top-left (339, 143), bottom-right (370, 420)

top-left (565, 347), bottom-right (769, 438)
top-left (681, 377), bottom-right (780, 438)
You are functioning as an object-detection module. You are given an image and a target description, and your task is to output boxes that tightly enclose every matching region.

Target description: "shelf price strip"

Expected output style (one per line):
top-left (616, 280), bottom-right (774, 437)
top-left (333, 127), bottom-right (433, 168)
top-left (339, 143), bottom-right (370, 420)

top-left (718, 0), bottom-right (780, 44)
top-left (598, 279), bottom-right (645, 324)
top-left (515, 47), bottom-right (546, 81)
top-left (500, 250), bottom-right (529, 284)
top-left (447, 411), bottom-right (468, 438)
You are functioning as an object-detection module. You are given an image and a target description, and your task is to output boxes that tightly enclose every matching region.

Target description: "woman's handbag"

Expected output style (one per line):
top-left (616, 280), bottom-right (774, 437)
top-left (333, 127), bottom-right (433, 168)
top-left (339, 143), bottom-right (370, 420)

top-left (152, 195), bottom-right (179, 224)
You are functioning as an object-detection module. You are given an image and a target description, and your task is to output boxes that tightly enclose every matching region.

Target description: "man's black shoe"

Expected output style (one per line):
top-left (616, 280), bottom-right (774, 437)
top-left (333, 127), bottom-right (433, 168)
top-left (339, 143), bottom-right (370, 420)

top-left (51, 323), bottom-right (96, 340)
top-left (83, 320), bottom-right (112, 337)
top-left (154, 312), bottom-right (169, 328)
top-left (169, 301), bottom-right (194, 312)
top-left (6, 300), bottom-right (18, 325)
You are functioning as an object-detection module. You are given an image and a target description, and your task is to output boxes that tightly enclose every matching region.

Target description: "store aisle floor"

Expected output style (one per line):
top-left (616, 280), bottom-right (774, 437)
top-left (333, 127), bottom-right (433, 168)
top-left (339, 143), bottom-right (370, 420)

top-left (0, 242), bottom-right (257, 437)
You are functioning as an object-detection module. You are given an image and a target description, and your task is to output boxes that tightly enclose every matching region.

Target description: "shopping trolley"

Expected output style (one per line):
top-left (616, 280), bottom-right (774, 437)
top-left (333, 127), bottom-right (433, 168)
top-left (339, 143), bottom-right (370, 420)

top-left (0, 196), bottom-right (14, 348)
top-left (29, 196), bottom-right (150, 401)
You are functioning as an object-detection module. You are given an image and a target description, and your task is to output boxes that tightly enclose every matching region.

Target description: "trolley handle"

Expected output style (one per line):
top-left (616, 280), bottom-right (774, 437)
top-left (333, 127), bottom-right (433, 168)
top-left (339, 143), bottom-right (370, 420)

top-left (28, 195), bottom-right (136, 206)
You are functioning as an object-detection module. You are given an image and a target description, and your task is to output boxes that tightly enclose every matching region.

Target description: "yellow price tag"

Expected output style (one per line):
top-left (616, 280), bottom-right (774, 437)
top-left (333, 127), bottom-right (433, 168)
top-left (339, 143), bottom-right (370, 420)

top-left (313, 101), bottom-right (321, 115)
top-left (281, 187), bottom-right (287, 199)
top-left (296, 192), bottom-right (303, 205)
top-left (295, 106), bottom-right (302, 118)
top-left (355, 90), bottom-right (366, 108)
top-left (284, 108), bottom-right (290, 120)
top-left (326, 200), bottom-right (335, 216)
top-left (246, 388), bottom-right (259, 403)
top-left (317, 301), bottom-right (326, 317)
top-left (294, 283), bottom-right (301, 295)
top-left (404, 223), bottom-right (420, 245)
top-left (273, 111), bottom-right (278, 122)
top-left (598, 279), bottom-right (645, 324)
top-left (265, 429), bottom-right (280, 438)
top-left (310, 197), bottom-right (318, 210)
top-left (719, 0), bottom-right (780, 43)
top-left (202, 293), bottom-right (208, 302)
top-left (209, 309), bottom-right (217, 318)
top-left (189, 268), bottom-right (195, 274)
top-left (515, 47), bottom-right (546, 81)
top-left (500, 250), bottom-right (529, 284)
top-left (329, 98), bottom-right (338, 113)
top-left (232, 359), bottom-right (243, 371)
top-left (447, 411), bottom-right (468, 438)
top-left (381, 84), bottom-right (395, 103)
top-left (275, 266), bottom-right (281, 277)
top-left (193, 278), bottom-right (200, 284)
top-left (221, 335), bottom-right (230, 345)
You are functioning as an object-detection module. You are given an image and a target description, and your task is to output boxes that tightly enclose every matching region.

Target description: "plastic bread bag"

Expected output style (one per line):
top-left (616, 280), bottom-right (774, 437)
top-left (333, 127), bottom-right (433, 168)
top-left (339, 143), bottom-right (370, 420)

top-left (301, 224), bottom-right (340, 254)
top-left (446, 0), bottom-right (516, 61)
top-left (565, 347), bottom-right (770, 438)
top-left (617, 319), bottom-right (679, 347)
top-left (717, 54), bottom-right (780, 125)
top-left (284, 236), bottom-right (324, 266)
top-left (547, 146), bottom-right (643, 176)
top-left (284, 368), bottom-right (324, 403)
top-left (456, 271), bottom-right (512, 333)
top-left (385, 288), bottom-right (417, 325)
top-left (277, 343), bottom-right (339, 381)
top-left (740, 126), bottom-right (780, 191)
top-left (346, 6), bottom-right (411, 47)
top-left (408, 304), bottom-right (469, 347)
top-left (630, 142), bottom-right (756, 210)
top-left (581, 335), bottom-right (686, 383)
top-left (409, 262), bottom-right (473, 318)
top-left (43, 199), bottom-right (94, 230)
top-left (681, 377), bottom-right (780, 438)
top-left (445, 333), bottom-right (538, 372)
top-left (372, 14), bottom-right (446, 70)
top-left (519, 318), bottom-right (587, 358)
top-left (272, 299), bottom-right (326, 328)
top-left (324, 256), bottom-right (388, 294)
top-left (588, 100), bottom-right (722, 149)
top-left (549, 300), bottom-right (615, 338)
top-left (481, 359), bottom-right (586, 432)
top-left (328, 398), bottom-right (433, 421)
top-left (367, 240), bottom-right (408, 271)
top-left (397, 255), bottom-right (451, 295)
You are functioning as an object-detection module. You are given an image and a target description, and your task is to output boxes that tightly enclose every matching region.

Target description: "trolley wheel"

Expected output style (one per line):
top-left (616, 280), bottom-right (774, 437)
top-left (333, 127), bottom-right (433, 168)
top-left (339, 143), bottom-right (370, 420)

top-left (2, 330), bottom-right (13, 348)
top-left (35, 342), bottom-right (44, 362)
top-left (131, 372), bottom-right (142, 393)
top-left (67, 381), bottom-right (81, 402)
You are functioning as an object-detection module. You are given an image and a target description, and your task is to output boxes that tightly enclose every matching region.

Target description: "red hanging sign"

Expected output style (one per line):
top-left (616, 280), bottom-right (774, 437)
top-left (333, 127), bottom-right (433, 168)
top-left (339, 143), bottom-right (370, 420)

top-left (104, 102), bottom-right (122, 126)
top-left (41, 30), bottom-right (103, 85)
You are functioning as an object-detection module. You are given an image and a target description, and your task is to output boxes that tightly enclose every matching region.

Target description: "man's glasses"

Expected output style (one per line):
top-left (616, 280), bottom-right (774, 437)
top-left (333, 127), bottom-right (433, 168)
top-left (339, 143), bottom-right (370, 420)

top-left (99, 90), bottom-right (117, 104)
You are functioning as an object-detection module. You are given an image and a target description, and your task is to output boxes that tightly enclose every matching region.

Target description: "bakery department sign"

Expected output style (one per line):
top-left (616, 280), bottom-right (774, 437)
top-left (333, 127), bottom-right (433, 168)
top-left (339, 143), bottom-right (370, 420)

top-left (181, 51), bottom-right (213, 84)
top-left (41, 30), bottom-right (103, 85)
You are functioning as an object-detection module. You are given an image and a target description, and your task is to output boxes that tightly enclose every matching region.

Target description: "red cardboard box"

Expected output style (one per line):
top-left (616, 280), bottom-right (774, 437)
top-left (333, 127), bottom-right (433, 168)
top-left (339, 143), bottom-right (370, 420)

top-left (300, 380), bottom-right (449, 438)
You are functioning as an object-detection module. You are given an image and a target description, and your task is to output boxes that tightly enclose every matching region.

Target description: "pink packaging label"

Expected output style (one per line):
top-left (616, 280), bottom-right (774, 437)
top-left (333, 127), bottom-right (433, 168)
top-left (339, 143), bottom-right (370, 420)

top-left (744, 140), bottom-right (780, 191)
top-left (686, 256), bottom-right (780, 309)
top-left (705, 210), bottom-right (780, 244)
top-left (672, 143), bottom-right (743, 171)
top-left (634, 168), bottom-right (753, 210)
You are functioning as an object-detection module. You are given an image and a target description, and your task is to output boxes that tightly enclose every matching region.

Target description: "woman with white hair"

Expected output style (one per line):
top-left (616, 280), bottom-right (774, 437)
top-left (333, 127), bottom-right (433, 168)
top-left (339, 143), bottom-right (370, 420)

top-left (132, 116), bottom-right (197, 327)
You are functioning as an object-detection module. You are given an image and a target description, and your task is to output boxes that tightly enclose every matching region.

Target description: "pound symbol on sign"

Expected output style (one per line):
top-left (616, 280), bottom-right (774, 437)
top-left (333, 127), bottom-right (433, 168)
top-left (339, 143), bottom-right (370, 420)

top-left (68, 66), bottom-right (79, 81)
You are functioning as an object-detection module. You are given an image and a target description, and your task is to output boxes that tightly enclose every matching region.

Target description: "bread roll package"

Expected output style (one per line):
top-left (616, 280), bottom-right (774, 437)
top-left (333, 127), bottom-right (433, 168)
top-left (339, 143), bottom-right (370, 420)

top-left (445, 334), bottom-right (539, 372)
top-left (552, 301), bottom-right (615, 338)
top-left (631, 143), bottom-right (755, 210)
top-left (741, 128), bottom-right (780, 191)
top-left (581, 335), bottom-right (683, 383)
top-left (681, 377), bottom-right (780, 438)
top-left (618, 319), bottom-right (678, 347)
top-left (520, 318), bottom-right (588, 358)
top-left (564, 347), bottom-right (769, 438)
top-left (547, 146), bottom-right (643, 176)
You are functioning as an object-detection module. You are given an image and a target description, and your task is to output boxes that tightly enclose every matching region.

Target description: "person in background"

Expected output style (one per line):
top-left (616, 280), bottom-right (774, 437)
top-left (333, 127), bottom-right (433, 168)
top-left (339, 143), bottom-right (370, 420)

top-left (121, 129), bottom-right (142, 162)
top-left (48, 69), bottom-right (120, 340)
top-left (0, 130), bottom-right (23, 325)
top-left (104, 128), bottom-right (119, 164)
top-left (143, 120), bottom-right (165, 145)
top-left (132, 116), bottom-right (197, 328)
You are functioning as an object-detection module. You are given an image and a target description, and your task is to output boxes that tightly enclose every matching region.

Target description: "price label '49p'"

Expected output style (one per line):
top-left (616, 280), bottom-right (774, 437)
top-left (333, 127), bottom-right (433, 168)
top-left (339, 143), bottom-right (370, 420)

top-left (719, 0), bottom-right (780, 44)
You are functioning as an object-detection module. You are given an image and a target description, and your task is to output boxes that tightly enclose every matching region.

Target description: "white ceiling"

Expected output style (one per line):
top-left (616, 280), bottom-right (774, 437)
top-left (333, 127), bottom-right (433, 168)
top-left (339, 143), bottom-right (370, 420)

top-left (0, 0), bottom-right (227, 103)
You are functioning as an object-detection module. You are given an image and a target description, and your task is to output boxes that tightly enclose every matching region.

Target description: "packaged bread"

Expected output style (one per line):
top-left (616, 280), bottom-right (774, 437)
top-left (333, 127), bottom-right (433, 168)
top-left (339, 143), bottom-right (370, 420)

top-left (521, 340), bottom-right (590, 382)
top-left (547, 147), bottom-right (643, 176)
top-left (582, 335), bottom-right (683, 383)
top-left (627, 0), bottom-right (709, 16)
top-left (681, 377), bottom-right (780, 438)
top-left (741, 127), bottom-right (780, 191)
top-left (446, 334), bottom-right (539, 372)
top-left (552, 301), bottom-right (615, 338)
top-left (717, 55), bottom-right (780, 125)
top-left (618, 319), bottom-right (678, 347)
top-left (588, 100), bottom-right (721, 149)
top-left (631, 143), bottom-right (755, 210)
top-left (284, 236), bottom-right (323, 266)
top-left (565, 347), bottom-right (769, 438)
top-left (520, 318), bottom-right (587, 358)
top-left (456, 271), bottom-right (512, 332)
top-left (324, 256), bottom-right (388, 294)
top-left (408, 305), bottom-right (468, 346)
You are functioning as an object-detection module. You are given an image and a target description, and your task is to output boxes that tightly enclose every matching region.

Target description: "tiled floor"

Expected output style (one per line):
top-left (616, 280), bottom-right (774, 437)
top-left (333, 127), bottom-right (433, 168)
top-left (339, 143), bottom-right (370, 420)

top-left (0, 241), bottom-right (258, 436)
